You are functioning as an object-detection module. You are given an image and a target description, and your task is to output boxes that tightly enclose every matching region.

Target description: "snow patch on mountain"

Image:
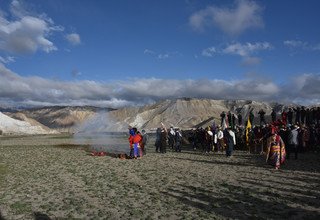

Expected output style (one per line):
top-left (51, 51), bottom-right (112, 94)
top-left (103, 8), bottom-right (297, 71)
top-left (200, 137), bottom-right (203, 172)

top-left (0, 112), bottom-right (55, 135)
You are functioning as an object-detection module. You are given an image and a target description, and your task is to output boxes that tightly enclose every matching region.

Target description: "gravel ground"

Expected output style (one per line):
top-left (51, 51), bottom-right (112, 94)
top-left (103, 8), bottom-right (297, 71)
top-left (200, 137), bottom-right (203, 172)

top-left (0, 135), bottom-right (320, 219)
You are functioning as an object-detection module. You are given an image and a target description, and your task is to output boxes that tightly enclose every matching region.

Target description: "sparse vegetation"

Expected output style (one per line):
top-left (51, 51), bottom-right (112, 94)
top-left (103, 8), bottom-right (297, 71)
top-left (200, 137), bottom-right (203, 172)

top-left (0, 164), bottom-right (8, 186)
top-left (0, 135), bottom-right (319, 219)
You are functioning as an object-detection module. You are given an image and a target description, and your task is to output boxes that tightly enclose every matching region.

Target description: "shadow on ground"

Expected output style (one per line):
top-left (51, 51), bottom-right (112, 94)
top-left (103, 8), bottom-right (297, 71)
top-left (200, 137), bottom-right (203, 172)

top-left (163, 182), bottom-right (320, 219)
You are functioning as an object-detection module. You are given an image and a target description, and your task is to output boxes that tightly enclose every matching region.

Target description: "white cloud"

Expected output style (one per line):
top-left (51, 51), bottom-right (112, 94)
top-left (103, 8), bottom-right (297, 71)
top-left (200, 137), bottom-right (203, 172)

top-left (144, 49), bottom-right (180, 60)
top-left (223, 42), bottom-right (272, 56)
top-left (1, 64), bottom-right (319, 107)
top-left (10, 0), bottom-right (30, 18)
top-left (157, 53), bottom-right (169, 59)
top-left (284, 40), bottom-right (306, 48)
top-left (284, 40), bottom-right (320, 51)
top-left (0, 1), bottom-right (62, 54)
top-left (66, 33), bottom-right (81, 45)
top-left (201, 47), bottom-right (216, 57)
top-left (189, 0), bottom-right (264, 35)
top-left (0, 55), bottom-right (15, 63)
top-left (144, 49), bottom-right (155, 55)
top-left (201, 42), bottom-right (271, 63)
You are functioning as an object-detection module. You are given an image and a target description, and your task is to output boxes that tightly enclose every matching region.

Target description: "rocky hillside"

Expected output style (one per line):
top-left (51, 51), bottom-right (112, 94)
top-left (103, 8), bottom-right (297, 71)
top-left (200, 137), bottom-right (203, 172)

top-left (9, 106), bottom-right (114, 133)
top-left (109, 98), bottom-right (287, 130)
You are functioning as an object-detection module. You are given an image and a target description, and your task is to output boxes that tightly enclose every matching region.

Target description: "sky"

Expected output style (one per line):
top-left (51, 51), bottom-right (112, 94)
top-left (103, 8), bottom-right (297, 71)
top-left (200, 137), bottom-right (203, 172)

top-left (0, 0), bottom-right (320, 108)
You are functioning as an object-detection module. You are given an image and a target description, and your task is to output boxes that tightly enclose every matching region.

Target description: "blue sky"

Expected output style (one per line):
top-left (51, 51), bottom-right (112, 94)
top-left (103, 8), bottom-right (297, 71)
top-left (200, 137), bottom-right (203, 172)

top-left (0, 0), bottom-right (320, 107)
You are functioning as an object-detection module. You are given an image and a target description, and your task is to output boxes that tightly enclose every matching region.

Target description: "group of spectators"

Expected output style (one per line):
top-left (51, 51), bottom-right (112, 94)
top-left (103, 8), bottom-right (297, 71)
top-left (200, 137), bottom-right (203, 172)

top-left (128, 106), bottom-right (320, 168)
top-left (187, 106), bottom-right (320, 168)
top-left (154, 122), bottom-right (183, 153)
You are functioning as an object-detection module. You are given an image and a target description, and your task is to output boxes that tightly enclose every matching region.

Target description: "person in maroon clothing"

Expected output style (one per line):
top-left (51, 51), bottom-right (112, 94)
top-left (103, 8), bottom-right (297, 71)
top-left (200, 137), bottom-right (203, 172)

top-left (281, 110), bottom-right (287, 126)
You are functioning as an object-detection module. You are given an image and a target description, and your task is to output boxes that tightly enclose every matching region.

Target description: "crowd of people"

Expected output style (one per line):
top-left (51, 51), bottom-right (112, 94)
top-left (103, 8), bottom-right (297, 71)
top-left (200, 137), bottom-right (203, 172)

top-left (186, 107), bottom-right (320, 169)
top-left (127, 107), bottom-right (320, 169)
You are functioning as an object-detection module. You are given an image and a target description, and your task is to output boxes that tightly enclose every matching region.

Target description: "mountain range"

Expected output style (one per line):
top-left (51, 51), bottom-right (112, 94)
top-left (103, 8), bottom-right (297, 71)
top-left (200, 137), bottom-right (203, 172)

top-left (0, 98), bottom-right (294, 135)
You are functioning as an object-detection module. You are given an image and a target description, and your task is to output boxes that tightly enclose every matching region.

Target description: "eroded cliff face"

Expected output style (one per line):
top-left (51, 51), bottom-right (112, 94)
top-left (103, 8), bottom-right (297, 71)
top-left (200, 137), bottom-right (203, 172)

top-left (109, 98), bottom-right (287, 130)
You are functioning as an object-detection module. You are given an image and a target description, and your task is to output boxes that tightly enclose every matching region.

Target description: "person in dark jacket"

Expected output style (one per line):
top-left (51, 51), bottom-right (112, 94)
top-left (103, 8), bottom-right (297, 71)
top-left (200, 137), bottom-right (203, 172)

top-left (155, 127), bottom-right (161, 153)
top-left (160, 122), bottom-right (168, 153)
top-left (175, 128), bottom-right (183, 152)
top-left (258, 109), bottom-right (266, 125)
top-left (225, 128), bottom-right (236, 157)
top-left (271, 109), bottom-right (277, 123)
top-left (141, 129), bottom-right (149, 155)
top-left (287, 108), bottom-right (294, 125)
top-left (237, 113), bottom-right (243, 126)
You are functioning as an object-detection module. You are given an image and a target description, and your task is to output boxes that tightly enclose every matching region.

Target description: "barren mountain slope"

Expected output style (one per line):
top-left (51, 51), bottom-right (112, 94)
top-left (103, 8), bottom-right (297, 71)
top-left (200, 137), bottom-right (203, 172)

top-left (0, 112), bottom-right (56, 135)
top-left (109, 98), bottom-right (286, 130)
top-left (13, 106), bottom-right (110, 132)
top-left (1, 99), bottom-right (289, 133)
top-left (6, 112), bottom-right (53, 132)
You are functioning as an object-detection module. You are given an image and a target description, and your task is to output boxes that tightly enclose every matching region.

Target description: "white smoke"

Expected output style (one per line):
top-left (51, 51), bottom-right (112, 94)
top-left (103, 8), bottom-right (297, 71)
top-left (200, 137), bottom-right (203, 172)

top-left (72, 111), bottom-right (130, 153)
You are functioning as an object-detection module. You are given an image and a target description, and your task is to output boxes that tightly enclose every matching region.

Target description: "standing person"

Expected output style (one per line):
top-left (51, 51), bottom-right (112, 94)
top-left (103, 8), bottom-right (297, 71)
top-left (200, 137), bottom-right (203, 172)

top-left (299, 126), bottom-right (309, 152)
top-left (175, 128), bottom-right (183, 152)
top-left (132, 128), bottom-right (142, 159)
top-left (220, 111), bottom-right (226, 127)
top-left (279, 125), bottom-right (289, 157)
top-left (253, 126), bottom-right (263, 154)
top-left (271, 109), bottom-right (277, 123)
top-left (191, 128), bottom-right (197, 150)
top-left (160, 122), bottom-right (168, 153)
top-left (155, 127), bottom-right (161, 153)
top-left (266, 131), bottom-right (286, 169)
top-left (128, 126), bottom-right (135, 158)
top-left (301, 106), bottom-right (306, 125)
top-left (141, 129), bottom-right (149, 155)
top-left (306, 108), bottom-right (311, 126)
top-left (249, 109), bottom-right (255, 126)
top-left (287, 108), bottom-right (294, 125)
top-left (281, 110), bottom-right (287, 126)
top-left (258, 109), bottom-right (266, 126)
top-left (227, 111), bottom-right (232, 128)
top-left (168, 127), bottom-right (176, 150)
top-left (232, 114), bottom-right (236, 130)
top-left (316, 107), bottom-right (320, 124)
top-left (216, 126), bottom-right (224, 152)
top-left (288, 125), bottom-right (299, 159)
top-left (205, 127), bottom-right (213, 154)
top-left (225, 128), bottom-right (236, 157)
top-left (294, 107), bottom-right (301, 125)
top-left (237, 113), bottom-right (243, 126)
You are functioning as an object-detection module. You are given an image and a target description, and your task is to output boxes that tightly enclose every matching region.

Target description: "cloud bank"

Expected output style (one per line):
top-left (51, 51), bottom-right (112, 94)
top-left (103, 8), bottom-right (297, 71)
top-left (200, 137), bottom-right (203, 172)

top-left (0, 63), bottom-right (319, 108)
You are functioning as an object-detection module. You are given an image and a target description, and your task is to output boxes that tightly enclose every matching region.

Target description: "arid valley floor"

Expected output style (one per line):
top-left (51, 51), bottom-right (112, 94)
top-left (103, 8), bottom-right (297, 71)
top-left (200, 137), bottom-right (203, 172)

top-left (0, 135), bottom-right (320, 219)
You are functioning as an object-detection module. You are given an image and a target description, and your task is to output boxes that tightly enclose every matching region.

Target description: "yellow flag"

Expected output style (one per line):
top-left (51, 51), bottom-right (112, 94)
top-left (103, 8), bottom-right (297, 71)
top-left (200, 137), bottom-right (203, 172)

top-left (246, 118), bottom-right (252, 144)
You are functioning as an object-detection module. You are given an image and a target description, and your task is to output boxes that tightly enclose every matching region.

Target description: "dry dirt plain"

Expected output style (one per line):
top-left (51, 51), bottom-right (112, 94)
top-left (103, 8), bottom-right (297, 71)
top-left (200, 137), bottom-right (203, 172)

top-left (0, 134), bottom-right (320, 219)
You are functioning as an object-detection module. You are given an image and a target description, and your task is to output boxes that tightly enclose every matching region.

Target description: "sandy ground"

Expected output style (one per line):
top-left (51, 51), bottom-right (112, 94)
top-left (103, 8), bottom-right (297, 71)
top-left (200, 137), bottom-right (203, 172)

top-left (0, 134), bottom-right (320, 219)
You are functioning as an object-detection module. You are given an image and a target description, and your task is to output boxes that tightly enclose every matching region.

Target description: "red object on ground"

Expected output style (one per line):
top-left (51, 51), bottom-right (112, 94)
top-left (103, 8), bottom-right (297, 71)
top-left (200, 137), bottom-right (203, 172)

top-left (90, 151), bottom-right (107, 156)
